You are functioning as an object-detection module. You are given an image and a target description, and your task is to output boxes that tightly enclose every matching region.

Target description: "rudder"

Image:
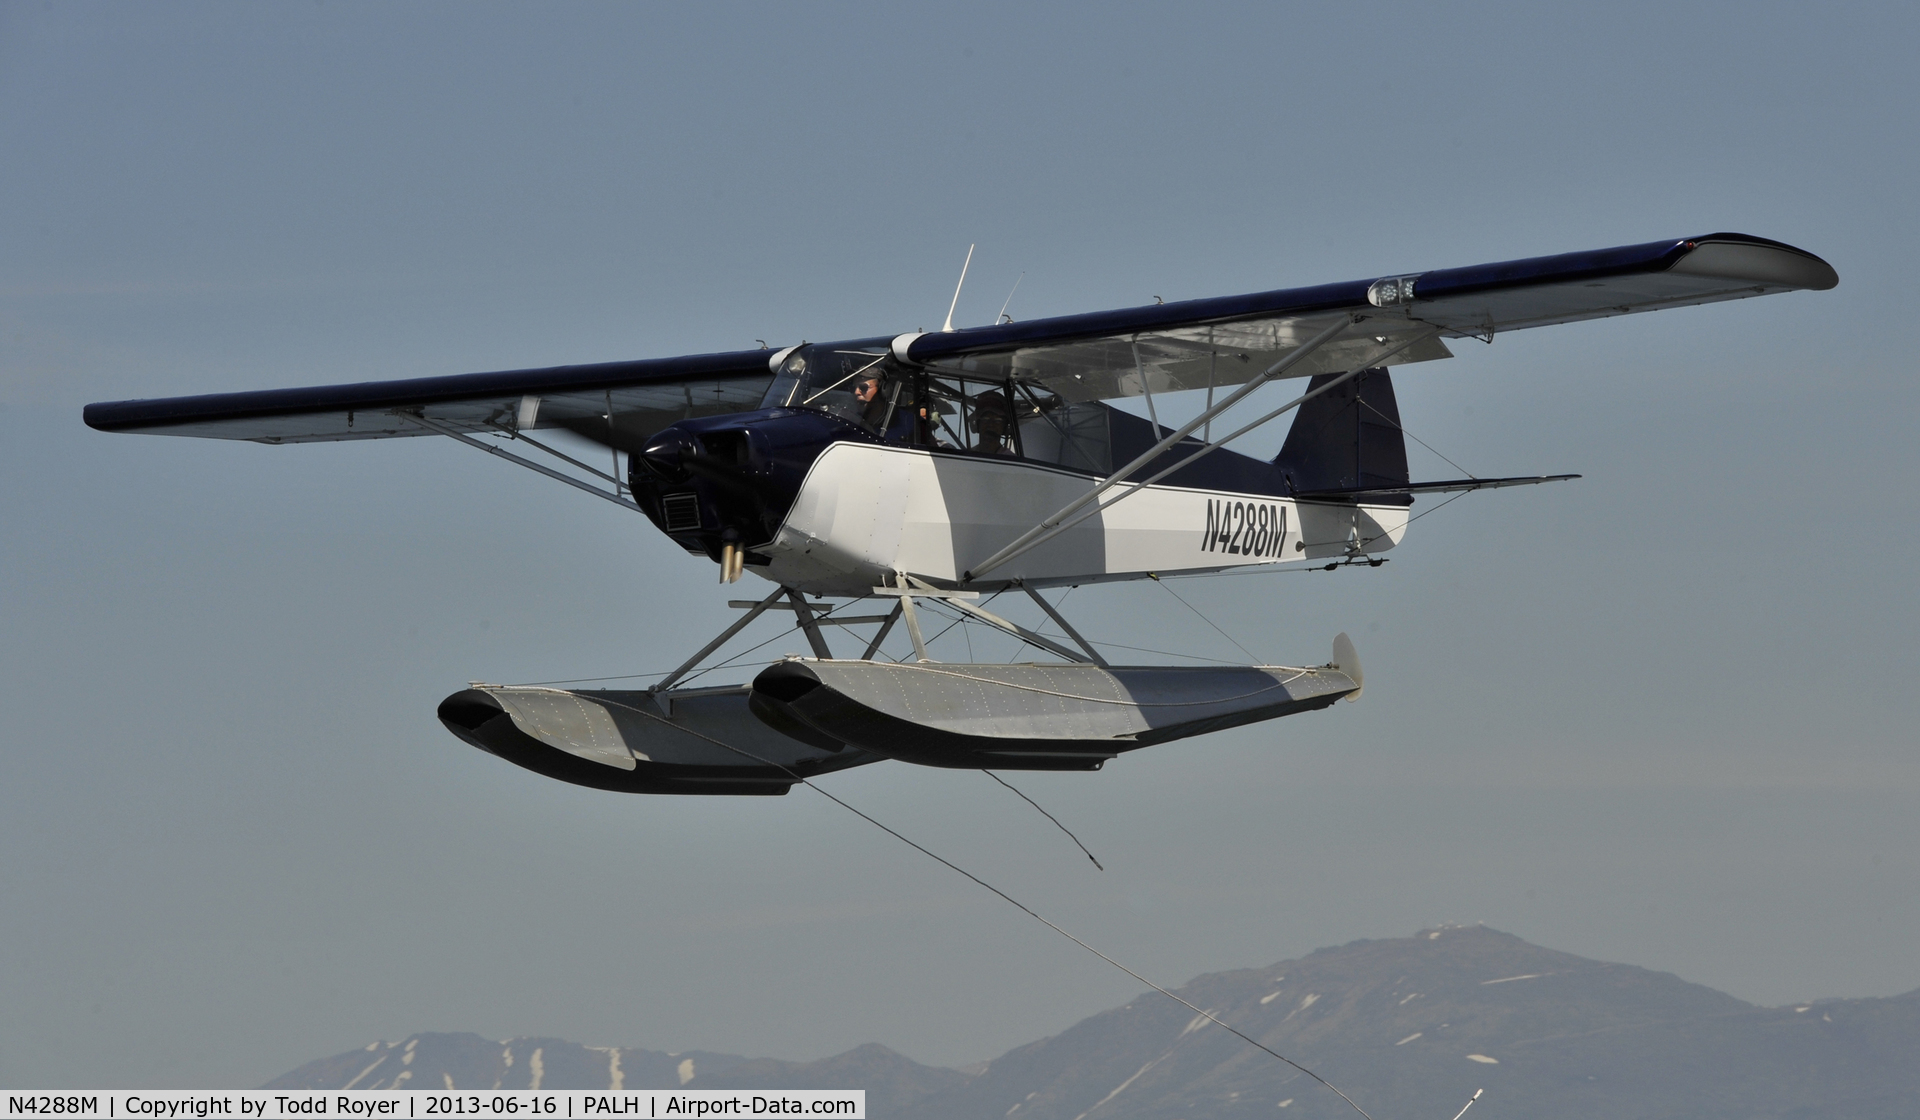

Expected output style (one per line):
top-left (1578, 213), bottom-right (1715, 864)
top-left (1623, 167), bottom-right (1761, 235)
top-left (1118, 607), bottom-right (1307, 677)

top-left (1273, 368), bottom-right (1411, 505)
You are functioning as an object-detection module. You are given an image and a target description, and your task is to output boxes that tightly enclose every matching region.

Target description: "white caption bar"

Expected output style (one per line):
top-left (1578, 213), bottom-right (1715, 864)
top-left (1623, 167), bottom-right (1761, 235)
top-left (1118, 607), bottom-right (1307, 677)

top-left (2, 1093), bottom-right (864, 1120)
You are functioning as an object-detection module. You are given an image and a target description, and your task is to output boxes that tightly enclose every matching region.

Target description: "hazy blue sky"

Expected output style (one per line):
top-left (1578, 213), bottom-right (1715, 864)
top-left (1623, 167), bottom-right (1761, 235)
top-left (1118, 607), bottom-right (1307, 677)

top-left (3, 0), bottom-right (1916, 1090)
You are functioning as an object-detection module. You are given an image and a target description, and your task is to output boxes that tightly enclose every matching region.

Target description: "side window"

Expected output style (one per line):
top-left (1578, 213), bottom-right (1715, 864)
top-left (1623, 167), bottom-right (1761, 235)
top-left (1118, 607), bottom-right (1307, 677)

top-left (1015, 384), bottom-right (1112, 474)
top-left (911, 376), bottom-right (1024, 457)
top-left (918, 378), bottom-right (967, 449)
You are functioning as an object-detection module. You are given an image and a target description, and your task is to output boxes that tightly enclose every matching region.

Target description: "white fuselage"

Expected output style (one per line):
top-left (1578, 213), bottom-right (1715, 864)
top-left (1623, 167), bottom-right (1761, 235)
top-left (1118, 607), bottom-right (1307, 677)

top-left (757, 442), bottom-right (1407, 596)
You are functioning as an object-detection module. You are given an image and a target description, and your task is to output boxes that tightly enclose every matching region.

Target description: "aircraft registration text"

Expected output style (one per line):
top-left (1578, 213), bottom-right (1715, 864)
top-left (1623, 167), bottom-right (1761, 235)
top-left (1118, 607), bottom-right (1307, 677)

top-left (1202, 498), bottom-right (1287, 558)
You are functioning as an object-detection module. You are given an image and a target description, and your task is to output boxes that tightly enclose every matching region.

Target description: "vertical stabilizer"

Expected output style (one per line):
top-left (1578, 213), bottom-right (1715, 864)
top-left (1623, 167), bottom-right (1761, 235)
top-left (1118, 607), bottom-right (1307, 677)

top-left (1273, 368), bottom-right (1411, 504)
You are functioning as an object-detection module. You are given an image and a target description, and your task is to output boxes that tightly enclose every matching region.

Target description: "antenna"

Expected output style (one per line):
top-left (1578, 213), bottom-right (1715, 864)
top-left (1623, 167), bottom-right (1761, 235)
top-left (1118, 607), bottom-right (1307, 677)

top-left (996, 271), bottom-right (1025, 324)
top-left (942, 243), bottom-right (975, 332)
top-left (1448, 1089), bottom-right (1484, 1120)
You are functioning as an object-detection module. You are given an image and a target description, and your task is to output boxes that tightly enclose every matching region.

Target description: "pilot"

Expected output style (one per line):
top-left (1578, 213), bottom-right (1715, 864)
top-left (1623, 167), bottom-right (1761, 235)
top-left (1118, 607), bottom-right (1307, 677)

top-left (854, 375), bottom-right (892, 430)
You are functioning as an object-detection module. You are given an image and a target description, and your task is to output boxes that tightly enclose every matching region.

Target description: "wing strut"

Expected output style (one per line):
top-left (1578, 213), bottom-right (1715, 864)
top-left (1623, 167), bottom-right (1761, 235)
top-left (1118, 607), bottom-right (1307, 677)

top-left (408, 414), bottom-right (646, 514)
top-left (966, 326), bottom-right (1439, 582)
top-left (965, 315), bottom-right (1355, 581)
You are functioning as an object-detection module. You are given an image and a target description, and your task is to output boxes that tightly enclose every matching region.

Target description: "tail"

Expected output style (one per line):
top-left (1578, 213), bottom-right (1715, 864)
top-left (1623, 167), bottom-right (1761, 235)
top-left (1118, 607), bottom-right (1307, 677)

top-left (1273, 368), bottom-right (1411, 505)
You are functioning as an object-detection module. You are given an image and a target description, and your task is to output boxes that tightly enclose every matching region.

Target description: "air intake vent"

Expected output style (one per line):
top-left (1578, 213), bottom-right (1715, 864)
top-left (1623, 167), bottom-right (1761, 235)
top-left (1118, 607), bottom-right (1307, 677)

top-left (661, 493), bottom-right (702, 532)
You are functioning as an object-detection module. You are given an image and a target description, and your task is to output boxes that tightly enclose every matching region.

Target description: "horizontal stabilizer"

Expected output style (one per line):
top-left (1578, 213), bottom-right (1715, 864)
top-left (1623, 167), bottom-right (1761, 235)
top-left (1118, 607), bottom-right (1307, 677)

top-left (1292, 473), bottom-right (1580, 500)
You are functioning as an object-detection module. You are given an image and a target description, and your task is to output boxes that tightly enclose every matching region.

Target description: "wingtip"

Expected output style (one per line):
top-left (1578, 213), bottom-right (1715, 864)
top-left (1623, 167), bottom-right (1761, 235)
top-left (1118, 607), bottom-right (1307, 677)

top-left (1683, 232), bottom-right (1839, 290)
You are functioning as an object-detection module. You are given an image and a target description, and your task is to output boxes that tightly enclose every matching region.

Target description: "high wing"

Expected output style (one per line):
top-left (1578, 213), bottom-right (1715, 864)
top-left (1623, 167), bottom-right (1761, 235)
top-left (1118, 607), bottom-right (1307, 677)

top-left (84, 233), bottom-right (1835, 445)
top-left (82, 349), bottom-right (779, 452)
top-left (894, 232), bottom-right (1836, 402)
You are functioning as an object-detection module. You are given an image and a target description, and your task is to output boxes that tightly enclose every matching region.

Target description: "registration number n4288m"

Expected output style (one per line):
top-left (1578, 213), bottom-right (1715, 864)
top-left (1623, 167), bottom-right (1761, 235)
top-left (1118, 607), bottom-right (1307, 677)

top-left (1202, 498), bottom-right (1287, 558)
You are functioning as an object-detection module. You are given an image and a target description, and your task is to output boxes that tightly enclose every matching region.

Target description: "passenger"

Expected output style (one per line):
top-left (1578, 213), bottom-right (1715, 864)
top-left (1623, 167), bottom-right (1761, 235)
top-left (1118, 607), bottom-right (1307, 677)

top-left (971, 391), bottom-right (1016, 455)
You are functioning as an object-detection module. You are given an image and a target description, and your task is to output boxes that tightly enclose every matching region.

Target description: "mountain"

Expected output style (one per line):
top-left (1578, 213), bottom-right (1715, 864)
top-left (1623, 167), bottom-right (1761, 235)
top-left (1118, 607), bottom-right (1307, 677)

top-left (260, 1034), bottom-right (969, 1114)
top-left (266, 926), bottom-right (1920, 1119)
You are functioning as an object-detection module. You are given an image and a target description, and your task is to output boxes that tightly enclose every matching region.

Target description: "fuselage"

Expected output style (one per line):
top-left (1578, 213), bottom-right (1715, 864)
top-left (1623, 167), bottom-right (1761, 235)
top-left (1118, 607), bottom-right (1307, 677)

top-left (626, 341), bottom-right (1407, 596)
top-left (759, 440), bottom-right (1403, 595)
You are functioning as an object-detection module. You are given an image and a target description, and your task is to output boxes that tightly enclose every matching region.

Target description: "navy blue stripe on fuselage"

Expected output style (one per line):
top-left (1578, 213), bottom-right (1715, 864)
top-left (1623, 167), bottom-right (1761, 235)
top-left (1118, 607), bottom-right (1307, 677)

top-left (1102, 405), bottom-right (1287, 495)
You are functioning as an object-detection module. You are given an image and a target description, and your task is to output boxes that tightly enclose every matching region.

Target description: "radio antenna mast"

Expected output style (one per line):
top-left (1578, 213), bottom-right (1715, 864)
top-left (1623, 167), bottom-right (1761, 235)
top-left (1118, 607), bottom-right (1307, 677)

top-left (996, 271), bottom-right (1025, 324)
top-left (942, 243), bottom-right (975, 332)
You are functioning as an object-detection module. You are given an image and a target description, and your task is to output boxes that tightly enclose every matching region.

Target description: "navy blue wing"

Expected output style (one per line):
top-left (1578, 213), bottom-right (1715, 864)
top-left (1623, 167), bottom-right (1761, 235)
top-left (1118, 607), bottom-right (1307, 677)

top-left (83, 349), bottom-right (780, 449)
top-left (894, 233), bottom-right (1836, 402)
top-left (83, 234), bottom-right (1835, 443)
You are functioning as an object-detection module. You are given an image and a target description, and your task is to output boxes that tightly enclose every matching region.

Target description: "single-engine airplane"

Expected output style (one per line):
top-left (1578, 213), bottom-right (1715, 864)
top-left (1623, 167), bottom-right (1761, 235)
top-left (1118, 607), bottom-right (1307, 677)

top-left (86, 233), bottom-right (1836, 795)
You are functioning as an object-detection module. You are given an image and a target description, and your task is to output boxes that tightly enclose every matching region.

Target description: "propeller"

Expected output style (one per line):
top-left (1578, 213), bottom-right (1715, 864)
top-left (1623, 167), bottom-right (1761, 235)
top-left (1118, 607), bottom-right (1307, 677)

top-left (640, 430), bottom-right (758, 495)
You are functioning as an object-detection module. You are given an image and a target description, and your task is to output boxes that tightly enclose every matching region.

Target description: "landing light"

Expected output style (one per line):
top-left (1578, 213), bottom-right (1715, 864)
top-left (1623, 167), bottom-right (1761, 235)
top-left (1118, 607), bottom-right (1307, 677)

top-left (1368, 275), bottom-right (1420, 306)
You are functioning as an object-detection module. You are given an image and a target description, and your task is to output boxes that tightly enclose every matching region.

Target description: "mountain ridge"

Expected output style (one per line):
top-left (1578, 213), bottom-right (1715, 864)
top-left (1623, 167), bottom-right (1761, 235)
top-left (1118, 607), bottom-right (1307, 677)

top-left (266, 925), bottom-right (1920, 1118)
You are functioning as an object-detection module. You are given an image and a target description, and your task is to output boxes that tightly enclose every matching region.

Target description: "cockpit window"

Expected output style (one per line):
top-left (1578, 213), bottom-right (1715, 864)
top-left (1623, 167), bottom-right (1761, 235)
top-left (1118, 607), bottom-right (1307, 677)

top-left (919, 375), bottom-right (1023, 456)
top-left (1013, 382), bottom-right (1112, 473)
top-left (761, 349), bottom-right (809, 409)
top-left (763, 344), bottom-right (902, 433)
top-left (763, 343), bottom-right (1114, 472)
top-left (799, 348), bottom-right (891, 422)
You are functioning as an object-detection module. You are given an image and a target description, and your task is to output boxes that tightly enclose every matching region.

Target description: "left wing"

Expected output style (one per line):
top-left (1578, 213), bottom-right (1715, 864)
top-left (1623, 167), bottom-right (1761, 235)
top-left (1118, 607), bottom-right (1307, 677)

top-left (83, 349), bottom-right (779, 452)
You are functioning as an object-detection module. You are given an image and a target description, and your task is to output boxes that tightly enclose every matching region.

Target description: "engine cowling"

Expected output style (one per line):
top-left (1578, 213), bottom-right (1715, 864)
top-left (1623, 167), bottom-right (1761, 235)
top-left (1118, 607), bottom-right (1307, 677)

top-left (627, 408), bottom-right (875, 563)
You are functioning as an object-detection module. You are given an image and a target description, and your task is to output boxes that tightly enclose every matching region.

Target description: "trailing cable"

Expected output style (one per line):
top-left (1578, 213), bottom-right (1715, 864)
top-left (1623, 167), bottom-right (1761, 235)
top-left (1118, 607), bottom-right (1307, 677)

top-left (982, 770), bottom-right (1104, 870)
top-left (583, 693), bottom-right (1382, 1120)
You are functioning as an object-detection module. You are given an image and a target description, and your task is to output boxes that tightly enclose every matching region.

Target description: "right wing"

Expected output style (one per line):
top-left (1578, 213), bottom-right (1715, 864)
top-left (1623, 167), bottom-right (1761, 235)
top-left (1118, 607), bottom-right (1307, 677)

top-left (891, 233), bottom-right (1837, 403)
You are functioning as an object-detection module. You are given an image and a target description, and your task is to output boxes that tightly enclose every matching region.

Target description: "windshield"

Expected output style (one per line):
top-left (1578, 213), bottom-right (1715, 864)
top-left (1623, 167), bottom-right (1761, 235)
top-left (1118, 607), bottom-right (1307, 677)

top-left (762, 344), bottom-right (902, 433)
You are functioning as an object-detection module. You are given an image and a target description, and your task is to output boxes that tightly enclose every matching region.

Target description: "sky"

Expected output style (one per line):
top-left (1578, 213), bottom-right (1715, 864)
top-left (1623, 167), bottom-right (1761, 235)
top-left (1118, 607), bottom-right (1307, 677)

top-left (3, 0), bottom-right (1917, 1091)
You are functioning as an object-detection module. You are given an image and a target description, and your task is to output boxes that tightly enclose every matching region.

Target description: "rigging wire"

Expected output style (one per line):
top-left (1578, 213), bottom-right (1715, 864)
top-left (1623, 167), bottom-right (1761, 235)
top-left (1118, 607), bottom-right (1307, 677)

top-left (582, 692), bottom-right (1380, 1120)
top-left (915, 592), bottom-right (1001, 655)
top-left (927, 600), bottom-right (1243, 667)
top-left (518, 599), bottom-right (869, 687)
top-left (1014, 584), bottom-right (1076, 662)
top-left (920, 588), bottom-right (1243, 667)
top-left (897, 662), bottom-right (1316, 706)
top-left (518, 663), bottom-right (772, 687)
top-left (1397, 487), bottom-right (1475, 531)
top-left (1087, 640), bottom-right (1244, 664)
top-left (1359, 397), bottom-right (1478, 480)
top-left (1152, 576), bottom-right (1258, 663)
top-left (982, 770), bottom-right (1104, 870)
